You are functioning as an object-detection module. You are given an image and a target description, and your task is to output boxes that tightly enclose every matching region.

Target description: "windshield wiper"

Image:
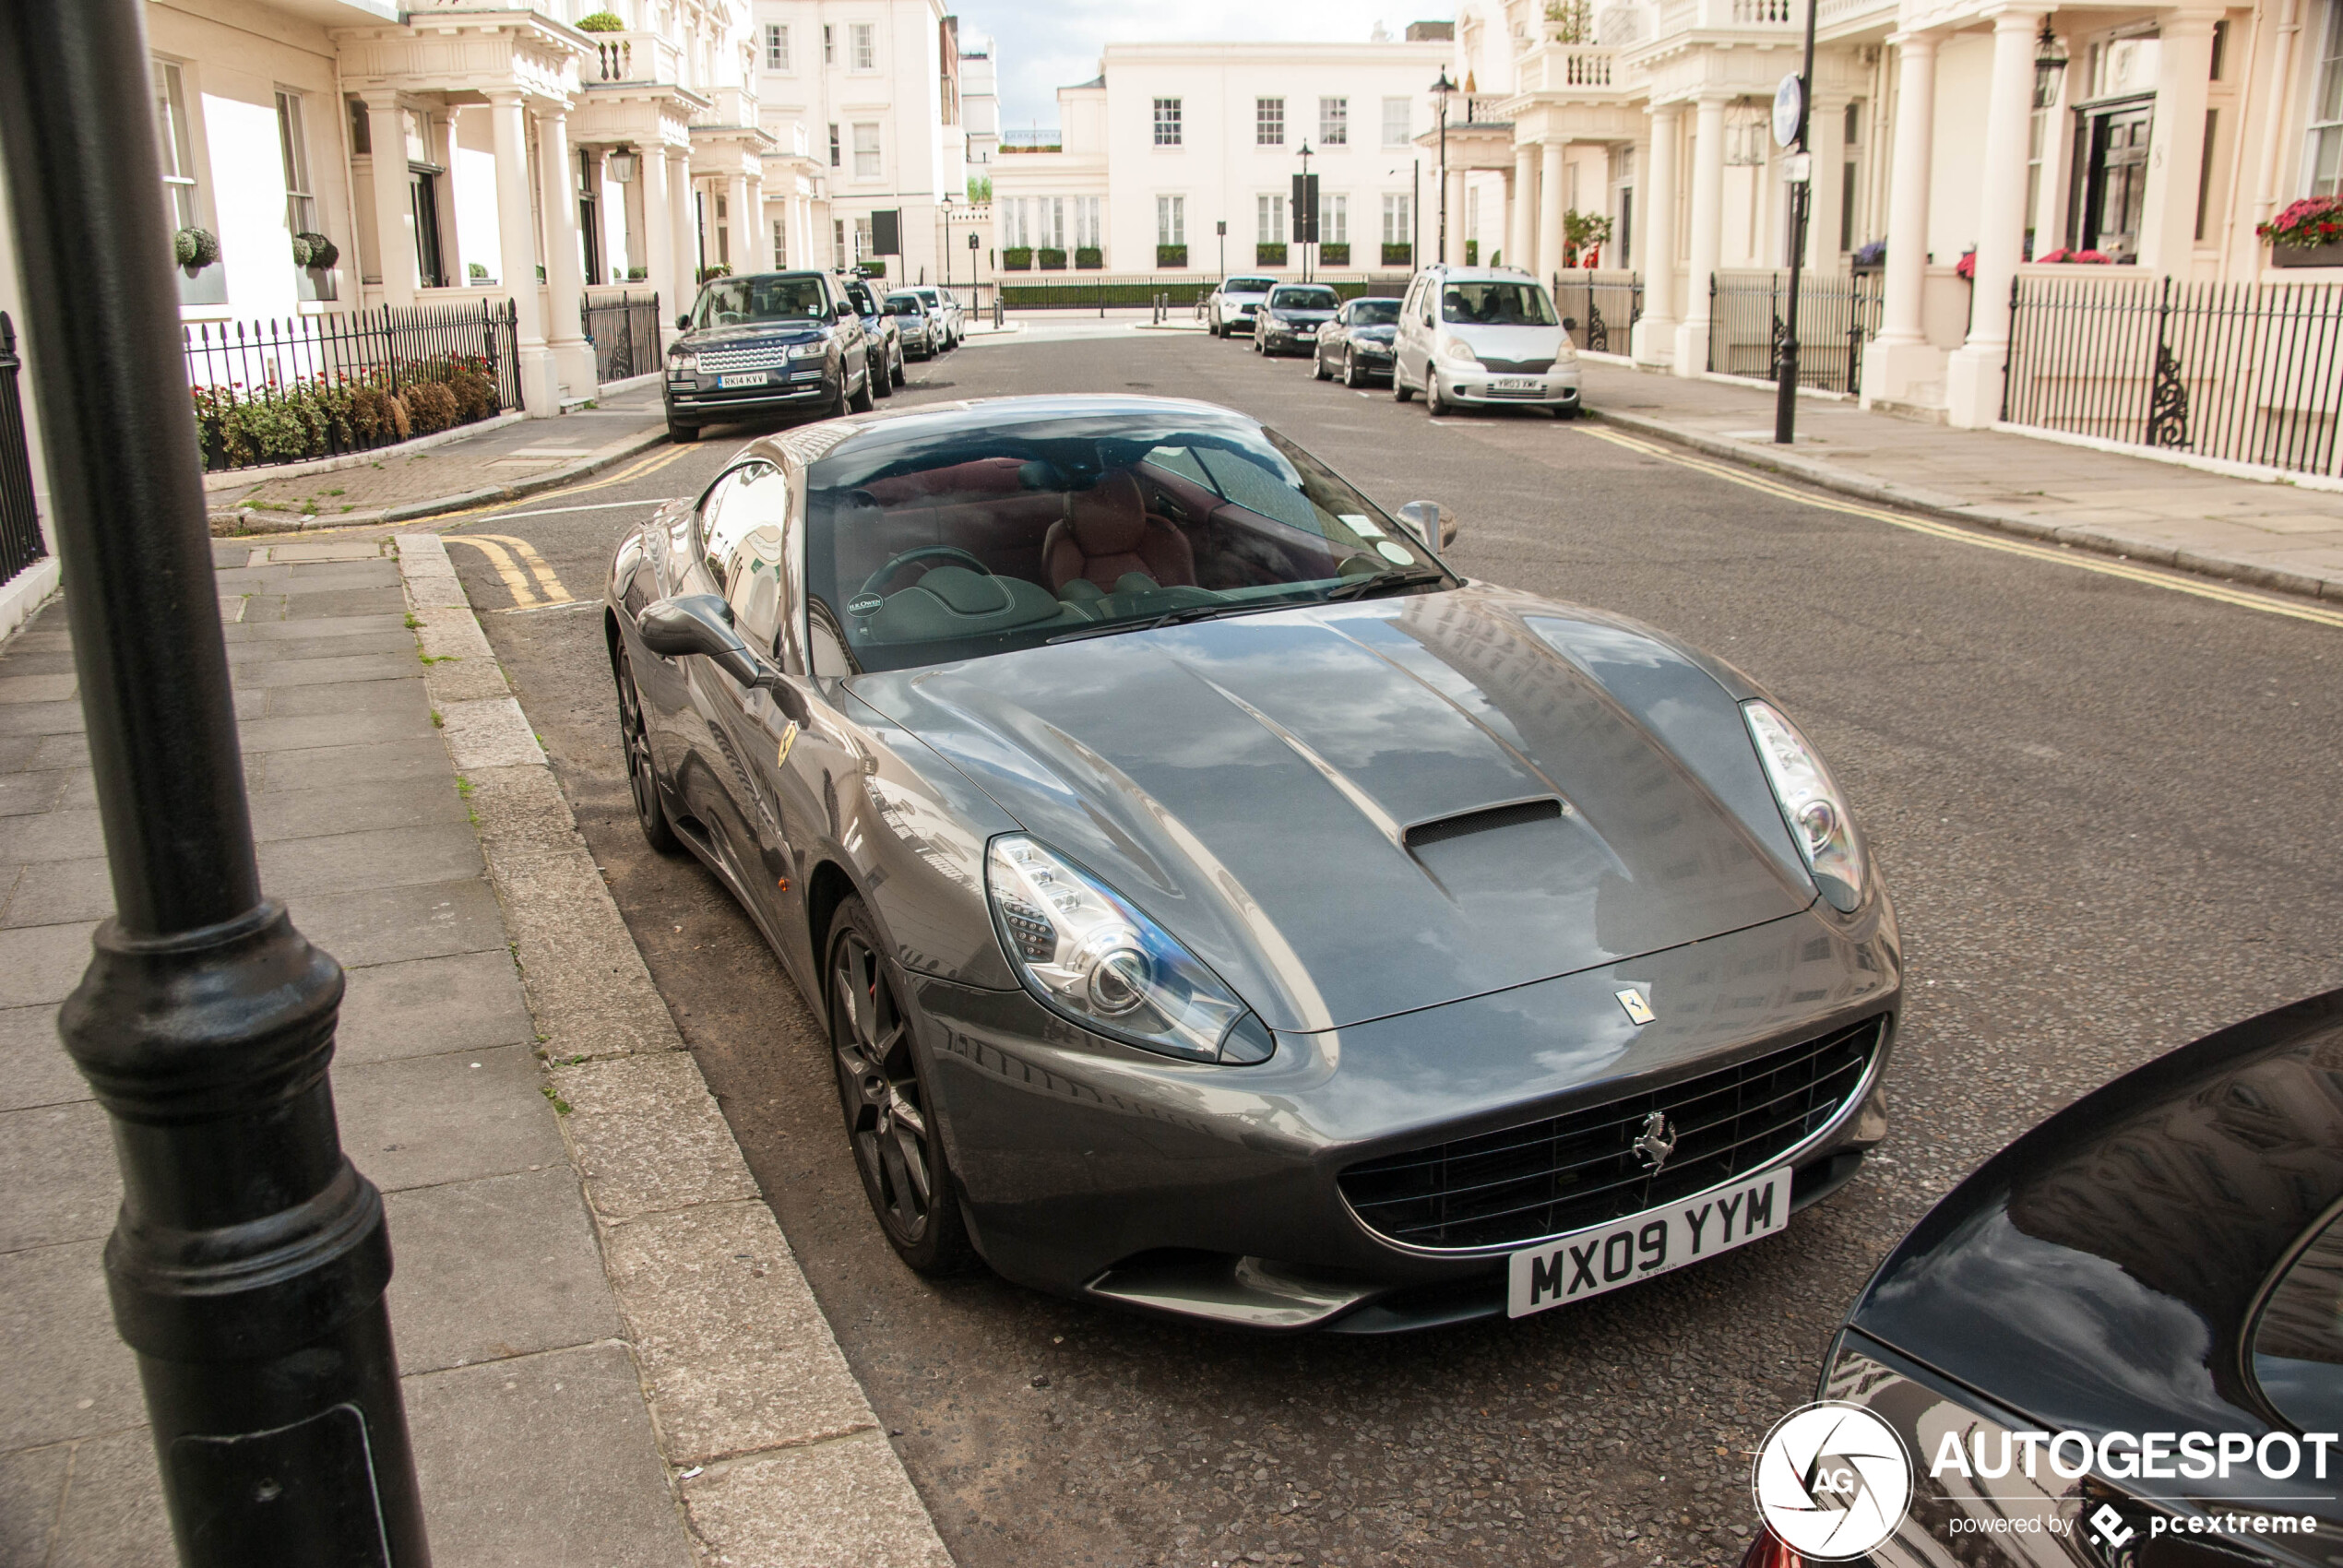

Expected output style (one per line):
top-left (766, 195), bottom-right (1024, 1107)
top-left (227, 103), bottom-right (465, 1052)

top-left (1046, 602), bottom-right (1267, 644)
top-left (1321, 566), bottom-right (1450, 601)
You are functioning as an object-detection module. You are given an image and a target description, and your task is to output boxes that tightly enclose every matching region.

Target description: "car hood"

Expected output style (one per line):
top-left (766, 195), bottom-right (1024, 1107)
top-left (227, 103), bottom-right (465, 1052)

top-left (1448, 322), bottom-right (1573, 359)
top-left (849, 587), bottom-right (1813, 1032)
top-left (1351, 325), bottom-right (1397, 341)
top-left (681, 321), bottom-right (828, 350)
top-left (1272, 309), bottom-right (1337, 322)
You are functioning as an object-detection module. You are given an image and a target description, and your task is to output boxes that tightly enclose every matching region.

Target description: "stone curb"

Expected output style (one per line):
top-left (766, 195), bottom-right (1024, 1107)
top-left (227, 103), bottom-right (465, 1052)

top-left (211, 423), bottom-right (670, 535)
top-left (1584, 405), bottom-right (2343, 605)
top-left (393, 532), bottom-right (956, 1568)
top-left (199, 410), bottom-right (527, 493)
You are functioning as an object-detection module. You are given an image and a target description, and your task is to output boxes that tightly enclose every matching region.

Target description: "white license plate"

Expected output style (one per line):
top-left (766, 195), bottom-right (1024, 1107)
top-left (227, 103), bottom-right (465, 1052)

top-left (1492, 377), bottom-right (1540, 392)
top-left (718, 372), bottom-right (770, 388)
top-left (1506, 1166), bottom-right (1791, 1317)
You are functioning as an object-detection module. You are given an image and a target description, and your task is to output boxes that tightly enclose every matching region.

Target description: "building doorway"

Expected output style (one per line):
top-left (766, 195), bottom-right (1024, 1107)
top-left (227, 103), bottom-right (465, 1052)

top-left (2072, 98), bottom-right (2153, 259)
top-left (409, 167), bottom-right (447, 288)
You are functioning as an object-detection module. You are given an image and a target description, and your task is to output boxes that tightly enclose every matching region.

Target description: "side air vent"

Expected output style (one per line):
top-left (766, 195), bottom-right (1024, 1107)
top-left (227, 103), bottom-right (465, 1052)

top-left (1403, 797), bottom-right (1563, 851)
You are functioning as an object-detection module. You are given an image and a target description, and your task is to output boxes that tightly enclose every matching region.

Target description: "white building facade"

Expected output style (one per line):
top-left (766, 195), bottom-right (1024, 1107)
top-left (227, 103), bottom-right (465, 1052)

top-left (990, 38), bottom-right (1454, 277)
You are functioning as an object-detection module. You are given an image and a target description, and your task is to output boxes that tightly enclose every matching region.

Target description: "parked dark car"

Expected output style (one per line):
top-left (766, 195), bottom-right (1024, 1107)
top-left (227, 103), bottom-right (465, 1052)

top-left (661, 270), bottom-right (872, 444)
top-left (886, 291), bottom-right (941, 359)
top-left (1254, 284), bottom-right (1341, 357)
top-left (1314, 295), bottom-right (1402, 386)
top-left (1748, 991), bottom-right (2343, 1567)
top-left (841, 274), bottom-right (905, 400)
top-left (605, 395), bottom-right (1899, 1332)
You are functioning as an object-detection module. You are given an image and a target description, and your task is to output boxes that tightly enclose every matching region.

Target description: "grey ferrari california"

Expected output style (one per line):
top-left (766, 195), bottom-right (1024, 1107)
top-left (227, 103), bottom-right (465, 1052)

top-left (604, 396), bottom-right (1900, 1332)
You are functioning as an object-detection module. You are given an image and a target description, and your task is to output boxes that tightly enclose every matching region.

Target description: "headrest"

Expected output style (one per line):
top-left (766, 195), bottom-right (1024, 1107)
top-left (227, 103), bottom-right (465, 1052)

top-left (1068, 471), bottom-right (1145, 553)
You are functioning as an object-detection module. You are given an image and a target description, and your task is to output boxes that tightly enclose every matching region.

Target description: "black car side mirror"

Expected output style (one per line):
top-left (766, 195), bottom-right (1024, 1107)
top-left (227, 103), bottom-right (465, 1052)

top-left (1397, 500), bottom-right (1459, 552)
top-left (676, 312), bottom-right (690, 329)
top-left (638, 595), bottom-right (808, 720)
top-left (1562, 315), bottom-right (1579, 332)
top-left (835, 301), bottom-right (857, 320)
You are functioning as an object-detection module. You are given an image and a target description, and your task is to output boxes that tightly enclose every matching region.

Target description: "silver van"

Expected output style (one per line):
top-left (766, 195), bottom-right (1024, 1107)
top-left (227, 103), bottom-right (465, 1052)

top-left (1392, 265), bottom-right (1583, 417)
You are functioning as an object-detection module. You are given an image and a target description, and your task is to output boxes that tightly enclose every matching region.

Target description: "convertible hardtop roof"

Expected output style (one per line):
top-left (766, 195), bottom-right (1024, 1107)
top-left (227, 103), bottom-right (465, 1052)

top-left (743, 393), bottom-right (1266, 468)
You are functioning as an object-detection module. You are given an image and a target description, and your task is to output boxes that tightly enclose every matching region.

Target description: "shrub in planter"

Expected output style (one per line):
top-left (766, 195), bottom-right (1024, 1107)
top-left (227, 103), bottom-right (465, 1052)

top-left (861, 258), bottom-right (886, 278)
top-left (1464, 240), bottom-right (1479, 265)
top-left (696, 264), bottom-right (730, 283)
top-left (1319, 242), bottom-right (1350, 267)
top-left (405, 381), bottom-right (460, 436)
top-left (349, 384), bottom-right (396, 446)
top-left (468, 261), bottom-right (491, 282)
top-left (297, 232), bottom-right (339, 269)
top-left (626, 266), bottom-right (648, 279)
top-left (576, 8), bottom-right (625, 30)
top-left (1038, 247), bottom-right (1068, 269)
top-left (1002, 246), bottom-right (1033, 270)
top-left (1381, 242), bottom-right (1411, 267)
top-left (1255, 243), bottom-right (1287, 267)
top-left (174, 226), bottom-right (220, 272)
top-left (2031, 247), bottom-right (2113, 265)
top-left (1157, 244), bottom-right (1187, 267)
top-left (1075, 246), bottom-right (1103, 269)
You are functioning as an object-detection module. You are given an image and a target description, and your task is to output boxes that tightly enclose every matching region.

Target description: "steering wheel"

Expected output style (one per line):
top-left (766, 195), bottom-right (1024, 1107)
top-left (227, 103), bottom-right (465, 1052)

top-left (856, 546), bottom-right (995, 604)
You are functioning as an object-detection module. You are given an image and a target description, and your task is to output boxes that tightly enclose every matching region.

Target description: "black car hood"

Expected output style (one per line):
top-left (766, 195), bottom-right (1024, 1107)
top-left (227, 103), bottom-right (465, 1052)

top-left (681, 321), bottom-right (827, 350)
top-left (1846, 991), bottom-right (2343, 1443)
top-left (850, 586), bottom-right (1814, 1032)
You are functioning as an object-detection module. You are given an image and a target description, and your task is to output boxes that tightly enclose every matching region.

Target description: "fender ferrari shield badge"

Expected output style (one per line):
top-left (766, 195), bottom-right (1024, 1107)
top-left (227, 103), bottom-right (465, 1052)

top-left (1615, 987), bottom-right (1655, 1026)
top-left (776, 721), bottom-right (799, 767)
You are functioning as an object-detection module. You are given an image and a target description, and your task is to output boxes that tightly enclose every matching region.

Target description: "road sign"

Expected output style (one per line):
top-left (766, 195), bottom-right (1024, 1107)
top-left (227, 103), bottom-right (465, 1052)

top-left (1773, 74), bottom-right (1805, 148)
top-left (1290, 173), bottom-right (1320, 244)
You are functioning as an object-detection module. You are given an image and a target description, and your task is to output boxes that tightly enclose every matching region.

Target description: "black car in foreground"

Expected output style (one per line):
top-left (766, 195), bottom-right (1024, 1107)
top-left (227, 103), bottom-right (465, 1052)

top-left (1314, 295), bottom-right (1401, 386)
top-left (662, 270), bottom-right (873, 443)
top-left (1747, 991), bottom-right (2343, 1567)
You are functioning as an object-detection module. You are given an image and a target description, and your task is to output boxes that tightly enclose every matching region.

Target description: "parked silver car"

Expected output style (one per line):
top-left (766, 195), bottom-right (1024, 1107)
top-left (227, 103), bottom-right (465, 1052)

top-left (1207, 275), bottom-right (1277, 338)
top-left (1392, 265), bottom-right (1584, 417)
top-left (604, 394), bottom-right (1898, 1332)
top-left (886, 291), bottom-right (942, 359)
top-left (906, 286), bottom-right (961, 349)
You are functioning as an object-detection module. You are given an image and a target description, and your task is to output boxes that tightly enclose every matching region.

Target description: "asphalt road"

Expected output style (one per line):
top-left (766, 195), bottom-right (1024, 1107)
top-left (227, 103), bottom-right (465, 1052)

top-left (436, 322), bottom-right (2343, 1568)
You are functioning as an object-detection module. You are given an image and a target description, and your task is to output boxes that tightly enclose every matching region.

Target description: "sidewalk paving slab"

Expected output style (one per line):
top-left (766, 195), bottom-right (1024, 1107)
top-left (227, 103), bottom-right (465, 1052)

top-left (1581, 361), bottom-right (2343, 602)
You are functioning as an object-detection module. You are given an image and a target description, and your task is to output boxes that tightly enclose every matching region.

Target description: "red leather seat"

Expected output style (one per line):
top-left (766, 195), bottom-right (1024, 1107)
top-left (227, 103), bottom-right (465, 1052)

top-left (1042, 472), bottom-right (1195, 594)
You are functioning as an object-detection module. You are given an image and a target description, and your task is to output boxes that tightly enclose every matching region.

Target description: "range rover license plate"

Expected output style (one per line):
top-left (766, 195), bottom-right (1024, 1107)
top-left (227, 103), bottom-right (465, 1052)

top-left (1506, 1166), bottom-right (1790, 1317)
top-left (719, 372), bottom-right (770, 388)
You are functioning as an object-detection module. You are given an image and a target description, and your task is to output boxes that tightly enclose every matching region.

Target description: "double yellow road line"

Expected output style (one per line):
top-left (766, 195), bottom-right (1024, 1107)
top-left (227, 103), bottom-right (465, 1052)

top-left (1576, 423), bottom-right (2343, 631)
top-left (434, 439), bottom-right (703, 606)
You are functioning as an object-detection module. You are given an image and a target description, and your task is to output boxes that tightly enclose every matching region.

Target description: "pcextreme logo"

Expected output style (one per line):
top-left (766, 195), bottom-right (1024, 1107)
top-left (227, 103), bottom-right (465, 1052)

top-left (1751, 1402), bottom-right (1914, 1561)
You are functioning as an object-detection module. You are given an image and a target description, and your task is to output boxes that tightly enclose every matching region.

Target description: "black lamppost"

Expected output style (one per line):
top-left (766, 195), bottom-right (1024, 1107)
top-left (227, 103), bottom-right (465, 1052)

top-left (1431, 69), bottom-right (1457, 266)
top-left (0, 5), bottom-right (428, 1564)
top-left (1773, 0), bottom-right (1821, 445)
top-left (1297, 139), bottom-right (1314, 282)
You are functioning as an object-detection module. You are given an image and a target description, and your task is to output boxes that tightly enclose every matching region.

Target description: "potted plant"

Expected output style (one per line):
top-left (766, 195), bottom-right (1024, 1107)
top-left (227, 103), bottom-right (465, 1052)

top-left (1156, 244), bottom-right (1187, 267)
top-left (1038, 246), bottom-right (1067, 269)
top-left (696, 264), bottom-right (731, 283)
top-left (174, 225), bottom-right (220, 275)
top-left (1255, 242), bottom-right (1287, 267)
top-left (1075, 245), bottom-right (1103, 269)
top-left (1464, 240), bottom-right (1479, 265)
top-left (1003, 245), bottom-right (1033, 270)
top-left (1320, 242), bottom-right (1350, 267)
top-left (1850, 239), bottom-right (1885, 275)
top-left (468, 261), bottom-right (491, 282)
top-left (576, 9), bottom-right (625, 31)
top-left (2260, 196), bottom-right (2343, 267)
top-left (1561, 209), bottom-right (1612, 268)
top-left (1381, 242), bottom-right (1411, 267)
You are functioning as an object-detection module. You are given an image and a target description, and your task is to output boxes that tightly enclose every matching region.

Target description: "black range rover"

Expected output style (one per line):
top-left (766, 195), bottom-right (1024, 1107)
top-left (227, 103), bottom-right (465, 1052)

top-left (663, 270), bottom-right (872, 443)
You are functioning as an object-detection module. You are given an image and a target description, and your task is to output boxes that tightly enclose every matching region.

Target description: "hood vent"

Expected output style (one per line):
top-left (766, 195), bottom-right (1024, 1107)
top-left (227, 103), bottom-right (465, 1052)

top-left (1403, 797), bottom-right (1562, 851)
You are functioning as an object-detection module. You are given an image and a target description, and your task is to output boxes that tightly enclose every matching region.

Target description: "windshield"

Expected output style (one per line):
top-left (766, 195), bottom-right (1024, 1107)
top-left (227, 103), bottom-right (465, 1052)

top-left (694, 275), bottom-right (830, 328)
top-left (886, 293), bottom-right (923, 315)
top-left (803, 410), bottom-right (1451, 674)
top-left (2254, 1207), bottom-right (2343, 1432)
top-left (1224, 277), bottom-right (1275, 294)
top-left (1439, 280), bottom-right (1559, 327)
top-left (1349, 299), bottom-right (1400, 326)
top-left (1269, 287), bottom-right (1338, 312)
top-left (846, 281), bottom-right (880, 316)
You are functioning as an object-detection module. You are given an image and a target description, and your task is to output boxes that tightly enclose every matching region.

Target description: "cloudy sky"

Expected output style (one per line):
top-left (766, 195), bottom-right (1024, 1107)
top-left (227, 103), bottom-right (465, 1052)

top-left (960, 1), bottom-right (1453, 131)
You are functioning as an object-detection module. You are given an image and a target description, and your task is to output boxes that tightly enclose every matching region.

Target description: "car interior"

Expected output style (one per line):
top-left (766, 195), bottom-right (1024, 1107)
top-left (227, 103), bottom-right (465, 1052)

top-left (803, 427), bottom-right (1433, 668)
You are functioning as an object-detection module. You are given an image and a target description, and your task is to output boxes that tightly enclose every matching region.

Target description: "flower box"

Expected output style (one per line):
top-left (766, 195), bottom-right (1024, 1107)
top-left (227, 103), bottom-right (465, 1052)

top-left (1002, 246), bottom-right (1033, 271)
top-left (2260, 197), bottom-right (2343, 262)
top-left (2273, 240), bottom-right (2343, 268)
top-left (1381, 242), bottom-right (1411, 267)
top-left (1320, 243), bottom-right (1350, 267)
top-left (1038, 247), bottom-right (1067, 270)
top-left (1075, 246), bottom-right (1103, 269)
top-left (1156, 244), bottom-right (1187, 267)
top-left (1255, 243), bottom-right (1287, 267)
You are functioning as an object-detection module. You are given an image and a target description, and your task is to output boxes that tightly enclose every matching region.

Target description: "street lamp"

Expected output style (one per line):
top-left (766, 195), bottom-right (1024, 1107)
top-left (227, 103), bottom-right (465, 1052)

top-left (1773, 0), bottom-right (1820, 445)
top-left (2033, 22), bottom-right (2069, 102)
top-left (1216, 218), bottom-right (1228, 278)
top-left (1297, 139), bottom-right (1314, 282)
top-left (1431, 68), bottom-right (1457, 266)
top-left (0, 2), bottom-right (428, 1562)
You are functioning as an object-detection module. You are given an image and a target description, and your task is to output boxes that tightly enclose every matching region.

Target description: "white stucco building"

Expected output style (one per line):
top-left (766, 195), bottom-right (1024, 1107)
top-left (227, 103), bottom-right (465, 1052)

top-left (989, 35), bottom-right (1454, 276)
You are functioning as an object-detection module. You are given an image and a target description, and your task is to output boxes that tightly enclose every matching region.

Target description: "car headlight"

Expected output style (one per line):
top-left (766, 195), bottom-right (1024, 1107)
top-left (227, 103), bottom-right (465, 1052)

top-left (667, 350), bottom-right (697, 374)
top-left (787, 339), bottom-right (828, 361)
top-left (1438, 336), bottom-right (1481, 366)
top-left (1742, 700), bottom-right (1866, 912)
top-left (986, 836), bottom-right (1272, 1064)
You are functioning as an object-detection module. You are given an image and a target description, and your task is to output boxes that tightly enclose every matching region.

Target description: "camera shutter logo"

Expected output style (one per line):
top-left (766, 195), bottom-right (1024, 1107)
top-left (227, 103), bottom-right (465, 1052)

top-left (1751, 1402), bottom-right (1913, 1561)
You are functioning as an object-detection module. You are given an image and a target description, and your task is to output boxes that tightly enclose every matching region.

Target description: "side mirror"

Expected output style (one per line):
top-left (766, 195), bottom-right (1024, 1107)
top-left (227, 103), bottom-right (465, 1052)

top-left (676, 313), bottom-right (691, 329)
top-left (1397, 500), bottom-right (1458, 552)
top-left (637, 594), bottom-right (807, 720)
top-left (835, 301), bottom-right (857, 320)
top-left (1562, 315), bottom-right (1579, 332)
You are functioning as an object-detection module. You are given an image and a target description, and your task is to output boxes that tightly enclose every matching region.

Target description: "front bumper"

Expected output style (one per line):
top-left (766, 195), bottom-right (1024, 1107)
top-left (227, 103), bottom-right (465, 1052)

top-left (910, 905), bottom-right (1898, 1330)
top-left (1260, 322), bottom-right (1323, 352)
top-left (1435, 363), bottom-right (1584, 409)
top-left (665, 365), bottom-right (838, 420)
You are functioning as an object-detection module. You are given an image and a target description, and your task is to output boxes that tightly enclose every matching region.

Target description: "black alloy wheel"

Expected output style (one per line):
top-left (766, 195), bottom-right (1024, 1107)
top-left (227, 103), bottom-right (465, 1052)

top-left (848, 362), bottom-right (876, 413)
top-left (891, 346), bottom-right (907, 386)
top-left (614, 645), bottom-right (681, 854)
top-left (828, 897), bottom-right (975, 1275)
top-left (667, 416), bottom-right (699, 444)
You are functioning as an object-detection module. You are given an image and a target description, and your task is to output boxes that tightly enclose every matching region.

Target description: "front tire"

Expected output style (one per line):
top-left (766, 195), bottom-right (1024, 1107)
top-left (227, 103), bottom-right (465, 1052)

top-left (848, 366), bottom-right (876, 413)
top-left (828, 897), bottom-right (975, 1277)
top-left (891, 347), bottom-right (907, 386)
top-left (1313, 348), bottom-right (1330, 380)
top-left (1344, 350), bottom-right (1365, 388)
top-left (1427, 374), bottom-right (1451, 417)
top-left (872, 352), bottom-right (894, 398)
top-left (666, 416), bottom-right (699, 444)
top-left (614, 646), bottom-right (681, 855)
top-left (1394, 370), bottom-right (1414, 403)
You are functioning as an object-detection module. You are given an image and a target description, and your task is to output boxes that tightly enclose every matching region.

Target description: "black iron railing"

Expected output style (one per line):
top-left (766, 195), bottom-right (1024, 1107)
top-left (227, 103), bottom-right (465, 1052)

top-left (1552, 270), bottom-right (1643, 353)
top-left (183, 299), bottom-right (521, 471)
top-left (0, 313), bottom-right (45, 584)
top-left (1708, 270), bottom-right (1883, 395)
top-left (2004, 273), bottom-right (2343, 477)
top-left (582, 289), bottom-right (661, 384)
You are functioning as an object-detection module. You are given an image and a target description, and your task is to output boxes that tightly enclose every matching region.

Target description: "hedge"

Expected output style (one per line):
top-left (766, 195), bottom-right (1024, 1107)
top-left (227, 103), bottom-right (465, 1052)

top-left (1075, 246), bottom-right (1103, 269)
top-left (1157, 244), bottom-right (1187, 267)
top-left (1038, 247), bottom-right (1068, 270)
top-left (191, 352), bottom-right (499, 473)
top-left (1002, 246), bottom-right (1033, 270)
top-left (1381, 243), bottom-right (1412, 267)
top-left (1320, 243), bottom-right (1350, 267)
top-left (1255, 243), bottom-right (1287, 266)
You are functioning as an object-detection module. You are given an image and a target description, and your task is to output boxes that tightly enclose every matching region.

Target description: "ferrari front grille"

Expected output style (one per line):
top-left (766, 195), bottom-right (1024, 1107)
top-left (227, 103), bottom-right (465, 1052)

top-left (1338, 1016), bottom-right (1885, 1251)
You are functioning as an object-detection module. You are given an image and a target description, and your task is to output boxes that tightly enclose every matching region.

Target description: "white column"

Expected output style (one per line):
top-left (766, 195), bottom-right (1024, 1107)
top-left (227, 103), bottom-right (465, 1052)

top-left (1945, 9), bottom-right (2043, 427)
top-left (745, 174), bottom-right (768, 270)
top-left (640, 140), bottom-right (682, 344)
top-left (669, 150), bottom-right (698, 302)
top-left (363, 95), bottom-right (418, 307)
top-left (1539, 140), bottom-right (1569, 289)
top-left (1443, 164), bottom-right (1469, 266)
top-left (487, 92), bottom-right (555, 415)
top-left (537, 106), bottom-right (594, 398)
top-left (2139, 11), bottom-right (2223, 274)
top-left (1807, 95), bottom-right (1848, 267)
top-left (1863, 32), bottom-right (1942, 406)
top-left (1673, 94), bottom-right (1726, 376)
top-left (724, 171), bottom-right (750, 271)
top-left (1511, 144), bottom-right (1538, 273)
top-left (1633, 105), bottom-right (1681, 366)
